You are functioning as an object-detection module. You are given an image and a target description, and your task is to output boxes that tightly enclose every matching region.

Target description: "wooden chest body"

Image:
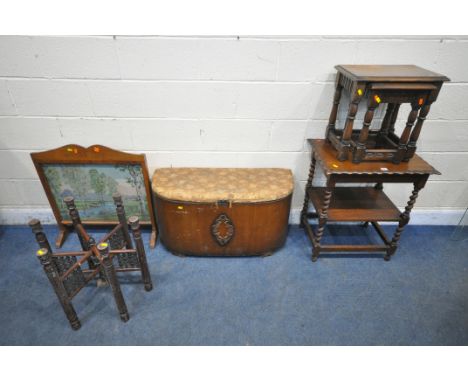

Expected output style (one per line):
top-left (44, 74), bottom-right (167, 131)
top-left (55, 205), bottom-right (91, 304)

top-left (152, 167), bottom-right (293, 256)
top-left (154, 194), bottom-right (291, 256)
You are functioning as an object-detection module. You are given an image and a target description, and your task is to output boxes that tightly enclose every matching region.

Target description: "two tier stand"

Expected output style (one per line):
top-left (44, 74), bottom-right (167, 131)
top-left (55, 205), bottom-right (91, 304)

top-left (301, 65), bottom-right (447, 262)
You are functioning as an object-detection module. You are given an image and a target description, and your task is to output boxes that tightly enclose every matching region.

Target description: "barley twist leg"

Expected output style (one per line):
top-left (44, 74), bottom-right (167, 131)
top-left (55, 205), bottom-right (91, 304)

top-left (300, 155), bottom-right (317, 228)
top-left (385, 183), bottom-right (421, 261)
top-left (312, 187), bottom-right (332, 262)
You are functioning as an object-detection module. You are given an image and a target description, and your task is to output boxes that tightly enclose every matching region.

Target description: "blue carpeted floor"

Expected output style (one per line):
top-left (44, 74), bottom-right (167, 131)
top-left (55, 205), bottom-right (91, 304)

top-left (0, 224), bottom-right (467, 345)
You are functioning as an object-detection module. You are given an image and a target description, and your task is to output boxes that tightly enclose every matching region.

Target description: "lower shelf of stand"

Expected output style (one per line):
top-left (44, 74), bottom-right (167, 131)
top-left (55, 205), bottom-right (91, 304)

top-left (307, 187), bottom-right (401, 222)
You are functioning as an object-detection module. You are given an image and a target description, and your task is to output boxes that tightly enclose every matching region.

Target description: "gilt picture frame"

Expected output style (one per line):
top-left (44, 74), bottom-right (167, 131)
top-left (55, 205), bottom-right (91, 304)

top-left (31, 145), bottom-right (157, 248)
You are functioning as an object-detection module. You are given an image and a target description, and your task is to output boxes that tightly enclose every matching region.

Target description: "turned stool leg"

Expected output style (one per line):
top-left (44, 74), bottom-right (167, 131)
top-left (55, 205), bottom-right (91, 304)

top-left (86, 236), bottom-right (107, 287)
top-left (312, 186), bottom-right (333, 262)
top-left (338, 86), bottom-right (364, 161)
top-left (387, 103), bottom-right (400, 136)
top-left (385, 183), bottom-right (422, 261)
top-left (393, 103), bottom-right (421, 164)
top-left (29, 219), bottom-right (52, 253)
top-left (405, 103), bottom-right (431, 161)
top-left (300, 154), bottom-right (317, 228)
top-left (97, 243), bottom-right (130, 322)
top-left (129, 216), bottom-right (153, 292)
top-left (353, 94), bottom-right (380, 163)
top-left (63, 196), bottom-right (103, 279)
top-left (37, 248), bottom-right (81, 330)
top-left (378, 103), bottom-right (397, 142)
top-left (64, 197), bottom-right (88, 251)
top-left (325, 77), bottom-right (343, 141)
top-left (113, 193), bottom-right (133, 250)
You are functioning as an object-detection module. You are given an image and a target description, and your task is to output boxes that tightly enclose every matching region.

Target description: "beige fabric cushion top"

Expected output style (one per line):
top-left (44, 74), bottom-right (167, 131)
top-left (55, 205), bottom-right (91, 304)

top-left (152, 168), bottom-right (294, 203)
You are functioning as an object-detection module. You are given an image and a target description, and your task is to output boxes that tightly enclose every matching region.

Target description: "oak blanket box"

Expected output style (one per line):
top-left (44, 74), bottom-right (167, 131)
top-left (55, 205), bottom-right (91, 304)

top-left (152, 168), bottom-right (293, 256)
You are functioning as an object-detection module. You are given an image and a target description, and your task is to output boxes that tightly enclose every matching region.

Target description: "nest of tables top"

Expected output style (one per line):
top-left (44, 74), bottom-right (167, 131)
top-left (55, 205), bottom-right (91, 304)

top-left (325, 65), bottom-right (449, 164)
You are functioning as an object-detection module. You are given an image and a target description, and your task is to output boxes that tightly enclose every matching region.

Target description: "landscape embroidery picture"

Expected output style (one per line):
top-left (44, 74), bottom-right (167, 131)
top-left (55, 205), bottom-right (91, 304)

top-left (43, 164), bottom-right (150, 222)
top-left (31, 144), bottom-right (157, 248)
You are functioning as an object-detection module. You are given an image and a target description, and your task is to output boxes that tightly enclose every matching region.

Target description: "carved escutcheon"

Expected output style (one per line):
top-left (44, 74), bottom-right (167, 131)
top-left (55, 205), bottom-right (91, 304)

top-left (211, 213), bottom-right (235, 246)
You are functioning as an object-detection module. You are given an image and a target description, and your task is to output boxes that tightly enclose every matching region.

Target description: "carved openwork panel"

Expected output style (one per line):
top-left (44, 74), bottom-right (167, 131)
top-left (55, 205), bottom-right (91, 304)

top-left (210, 213), bottom-right (235, 246)
top-left (109, 229), bottom-right (126, 250)
top-left (53, 256), bottom-right (77, 276)
top-left (62, 266), bottom-right (86, 297)
top-left (115, 252), bottom-right (140, 269)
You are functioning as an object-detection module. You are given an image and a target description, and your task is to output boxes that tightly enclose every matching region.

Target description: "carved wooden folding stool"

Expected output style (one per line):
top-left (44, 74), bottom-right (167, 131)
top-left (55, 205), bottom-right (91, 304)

top-left (29, 193), bottom-right (153, 330)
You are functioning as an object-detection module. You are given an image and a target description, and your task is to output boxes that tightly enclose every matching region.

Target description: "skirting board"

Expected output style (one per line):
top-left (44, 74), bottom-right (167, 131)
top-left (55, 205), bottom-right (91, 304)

top-left (0, 207), bottom-right (466, 226)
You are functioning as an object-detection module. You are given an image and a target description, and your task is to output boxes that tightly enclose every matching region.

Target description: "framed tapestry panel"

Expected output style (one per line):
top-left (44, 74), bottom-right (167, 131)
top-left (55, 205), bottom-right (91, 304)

top-left (31, 145), bottom-right (157, 248)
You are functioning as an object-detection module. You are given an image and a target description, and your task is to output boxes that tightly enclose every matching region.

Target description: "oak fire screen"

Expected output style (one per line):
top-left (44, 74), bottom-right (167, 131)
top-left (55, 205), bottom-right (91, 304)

top-left (31, 145), bottom-right (157, 248)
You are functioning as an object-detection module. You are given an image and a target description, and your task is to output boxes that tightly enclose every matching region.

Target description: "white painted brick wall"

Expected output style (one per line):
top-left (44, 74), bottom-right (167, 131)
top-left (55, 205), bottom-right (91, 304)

top-left (116, 37), bottom-right (279, 81)
top-left (0, 35), bottom-right (467, 225)
top-left (0, 80), bottom-right (16, 114)
top-left (0, 36), bottom-right (120, 79)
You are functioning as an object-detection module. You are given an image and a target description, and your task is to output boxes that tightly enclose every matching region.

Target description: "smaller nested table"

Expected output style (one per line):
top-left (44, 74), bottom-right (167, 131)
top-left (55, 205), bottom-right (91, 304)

top-left (300, 139), bottom-right (439, 262)
top-left (326, 65), bottom-right (449, 164)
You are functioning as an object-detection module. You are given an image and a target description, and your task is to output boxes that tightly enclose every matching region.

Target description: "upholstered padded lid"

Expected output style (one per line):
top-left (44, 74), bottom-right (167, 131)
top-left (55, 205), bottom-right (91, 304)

top-left (152, 168), bottom-right (294, 203)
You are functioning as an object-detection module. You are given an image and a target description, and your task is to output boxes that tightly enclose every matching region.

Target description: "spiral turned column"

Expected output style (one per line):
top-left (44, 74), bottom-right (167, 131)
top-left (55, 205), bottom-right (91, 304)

top-left (385, 183), bottom-right (422, 261)
top-left (312, 187), bottom-right (333, 262)
top-left (300, 154), bottom-right (317, 228)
